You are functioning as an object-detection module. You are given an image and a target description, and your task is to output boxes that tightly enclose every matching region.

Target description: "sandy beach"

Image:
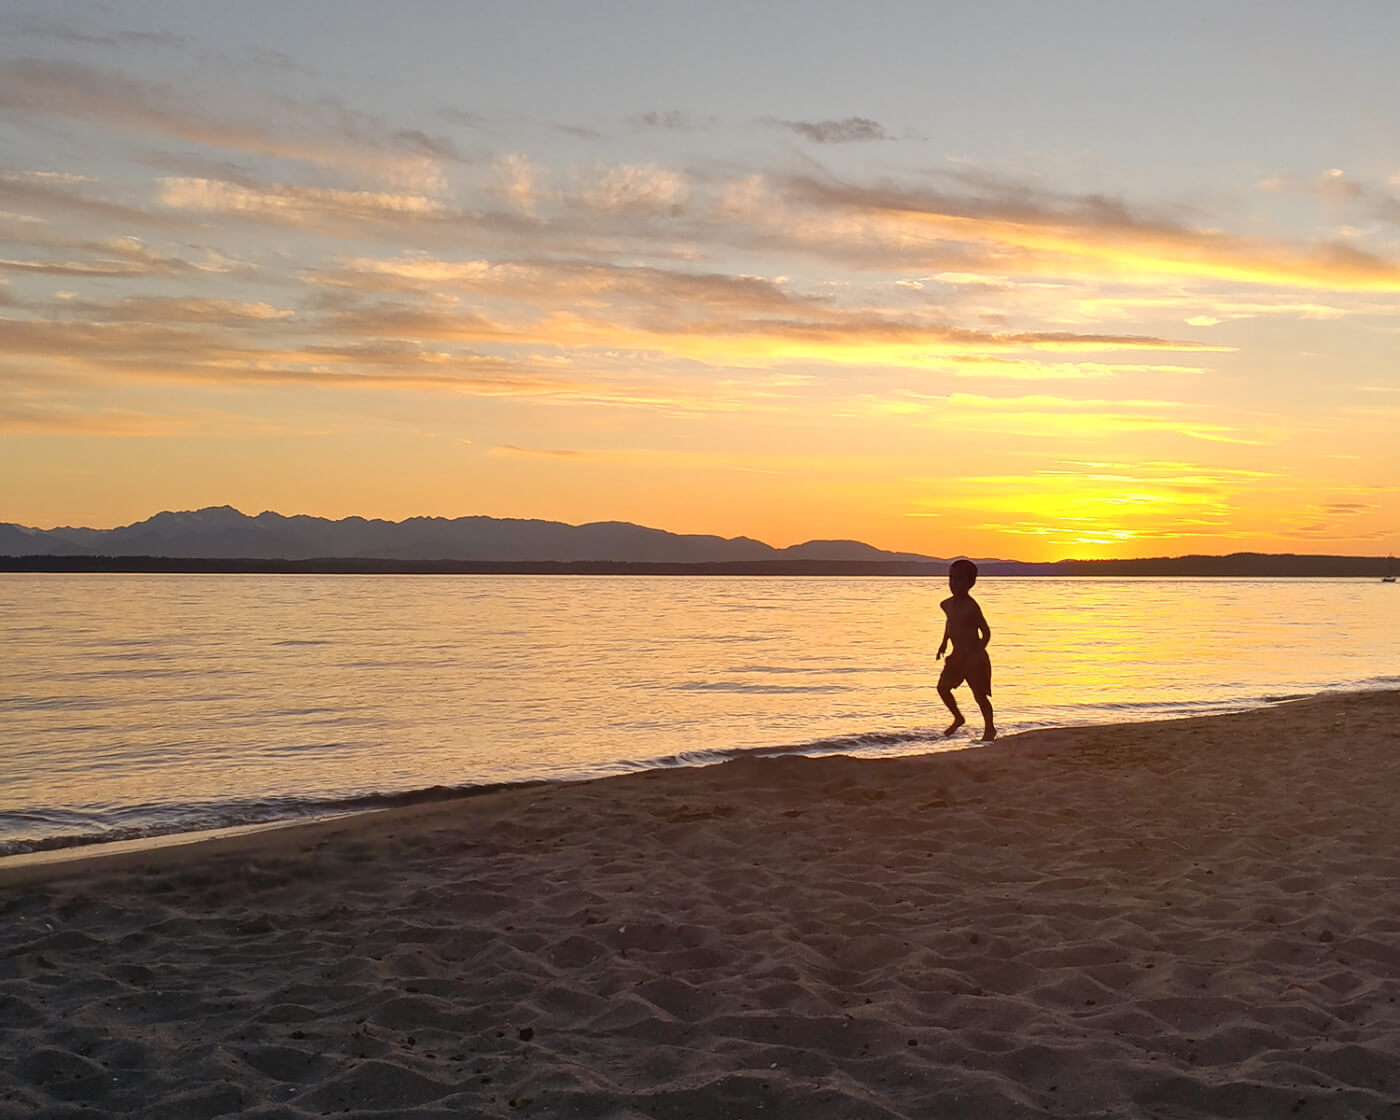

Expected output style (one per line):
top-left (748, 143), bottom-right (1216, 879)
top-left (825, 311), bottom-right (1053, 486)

top-left (3, 690), bottom-right (1399, 1119)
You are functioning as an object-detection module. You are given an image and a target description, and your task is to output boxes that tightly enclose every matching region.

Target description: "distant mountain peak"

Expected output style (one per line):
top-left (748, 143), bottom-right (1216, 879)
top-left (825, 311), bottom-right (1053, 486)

top-left (0, 507), bottom-right (938, 564)
top-left (782, 538), bottom-right (942, 562)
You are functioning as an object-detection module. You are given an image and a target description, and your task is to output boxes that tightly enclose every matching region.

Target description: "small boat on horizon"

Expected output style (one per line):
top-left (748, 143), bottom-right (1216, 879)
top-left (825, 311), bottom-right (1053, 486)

top-left (1385, 556), bottom-right (1396, 582)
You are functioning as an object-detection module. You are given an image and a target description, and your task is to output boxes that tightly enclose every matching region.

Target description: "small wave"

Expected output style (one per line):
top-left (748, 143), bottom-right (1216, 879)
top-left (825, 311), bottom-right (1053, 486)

top-left (267, 740), bottom-right (347, 754)
top-left (1093, 697), bottom-right (1242, 713)
top-left (0, 727), bottom-right (956, 858)
top-left (0, 780), bottom-right (547, 859)
top-left (613, 727), bottom-right (953, 774)
top-left (1353, 674), bottom-right (1400, 690)
top-left (673, 681), bottom-right (849, 694)
top-left (339, 659), bottom-right (460, 670)
top-left (9, 685), bottom-right (1397, 860)
top-left (725, 664), bottom-right (881, 676)
top-left (0, 695), bottom-right (106, 712)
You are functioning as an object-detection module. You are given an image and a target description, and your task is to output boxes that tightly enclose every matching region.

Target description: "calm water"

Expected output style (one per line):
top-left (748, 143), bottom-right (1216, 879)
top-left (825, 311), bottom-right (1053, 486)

top-left (3, 574), bottom-right (1398, 854)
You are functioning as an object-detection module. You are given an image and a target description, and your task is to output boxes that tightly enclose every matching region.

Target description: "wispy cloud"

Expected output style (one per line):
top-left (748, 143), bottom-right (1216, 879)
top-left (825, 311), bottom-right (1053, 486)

top-left (0, 11), bottom-right (194, 50)
top-left (293, 251), bottom-right (1226, 370)
top-left (0, 169), bottom-right (181, 228)
top-left (581, 163), bottom-right (690, 214)
top-left (57, 296), bottom-right (295, 326)
top-left (1281, 496), bottom-right (1396, 540)
top-left (1258, 167), bottom-right (1366, 204)
top-left (778, 172), bottom-right (1400, 290)
top-left (774, 117), bottom-right (890, 143)
top-left (0, 230), bottom-right (195, 277)
top-left (158, 177), bottom-right (451, 226)
top-left (628, 110), bottom-right (717, 132)
top-left (306, 301), bottom-right (1224, 369)
top-left (0, 58), bottom-right (460, 187)
top-left (935, 356), bottom-right (1209, 380)
top-left (1256, 167), bottom-right (1400, 228)
top-left (490, 444), bottom-right (592, 460)
top-left (307, 250), bottom-right (803, 303)
top-left (0, 308), bottom-right (803, 418)
top-left (37, 133), bottom-right (1386, 303)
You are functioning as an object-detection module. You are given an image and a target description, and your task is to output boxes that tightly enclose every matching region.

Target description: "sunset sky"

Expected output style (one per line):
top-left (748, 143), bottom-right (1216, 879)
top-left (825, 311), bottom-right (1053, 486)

top-left (3, 0), bottom-right (1398, 560)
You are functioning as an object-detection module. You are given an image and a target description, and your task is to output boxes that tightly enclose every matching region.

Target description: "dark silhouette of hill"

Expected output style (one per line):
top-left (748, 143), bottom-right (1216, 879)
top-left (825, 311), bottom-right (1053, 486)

top-left (1055, 553), bottom-right (1390, 578)
top-left (0, 509), bottom-right (1390, 577)
top-left (779, 539), bottom-right (932, 561)
top-left (0, 506), bottom-right (948, 565)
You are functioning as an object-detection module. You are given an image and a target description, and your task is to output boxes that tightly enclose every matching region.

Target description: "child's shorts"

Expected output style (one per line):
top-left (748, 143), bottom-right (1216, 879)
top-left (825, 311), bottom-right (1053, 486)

top-left (938, 647), bottom-right (992, 696)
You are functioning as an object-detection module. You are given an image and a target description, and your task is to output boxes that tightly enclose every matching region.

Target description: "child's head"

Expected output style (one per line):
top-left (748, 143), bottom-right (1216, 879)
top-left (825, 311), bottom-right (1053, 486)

top-left (949, 558), bottom-right (978, 593)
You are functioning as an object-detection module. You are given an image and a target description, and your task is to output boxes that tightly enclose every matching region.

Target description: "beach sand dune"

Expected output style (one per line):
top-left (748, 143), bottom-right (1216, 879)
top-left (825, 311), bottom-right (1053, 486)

top-left (3, 691), bottom-right (1400, 1118)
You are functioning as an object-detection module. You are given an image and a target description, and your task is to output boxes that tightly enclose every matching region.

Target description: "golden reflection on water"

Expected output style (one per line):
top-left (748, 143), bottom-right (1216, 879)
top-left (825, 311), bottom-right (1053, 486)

top-left (980, 578), bottom-right (1369, 717)
top-left (1, 574), bottom-right (1397, 845)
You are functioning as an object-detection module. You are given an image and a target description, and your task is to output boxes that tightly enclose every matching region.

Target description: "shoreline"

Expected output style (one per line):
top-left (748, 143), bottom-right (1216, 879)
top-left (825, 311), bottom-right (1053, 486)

top-left (0, 687), bottom-right (1369, 869)
top-left (4, 689), bottom-right (1399, 1116)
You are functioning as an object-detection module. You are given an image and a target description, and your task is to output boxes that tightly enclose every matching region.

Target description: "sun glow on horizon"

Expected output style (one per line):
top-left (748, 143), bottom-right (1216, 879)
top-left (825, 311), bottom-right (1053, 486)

top-left (0, 5), bottom-right (1397, 560)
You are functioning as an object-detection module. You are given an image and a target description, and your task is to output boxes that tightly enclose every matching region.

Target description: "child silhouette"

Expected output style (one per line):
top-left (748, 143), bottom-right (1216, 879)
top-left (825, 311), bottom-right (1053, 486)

top-left (936, 558), bottom-right (996, 741)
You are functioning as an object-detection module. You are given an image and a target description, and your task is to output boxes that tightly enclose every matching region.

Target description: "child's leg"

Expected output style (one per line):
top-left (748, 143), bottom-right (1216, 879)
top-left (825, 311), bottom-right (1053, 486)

top-left (937, 683), bottom-right (965, 735)
top-left (971, 686), bottom-right (996, 741)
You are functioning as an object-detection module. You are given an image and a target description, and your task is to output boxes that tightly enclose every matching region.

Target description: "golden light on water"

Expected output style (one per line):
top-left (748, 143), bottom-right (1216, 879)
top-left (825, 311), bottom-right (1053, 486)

top-left (8, 573), bottom-right (1398, 844)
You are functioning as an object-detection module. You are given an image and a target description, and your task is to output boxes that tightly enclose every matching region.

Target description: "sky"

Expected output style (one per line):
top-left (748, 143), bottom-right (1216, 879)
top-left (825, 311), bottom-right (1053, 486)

top-left (2, 0), bottom-right (1398, 560)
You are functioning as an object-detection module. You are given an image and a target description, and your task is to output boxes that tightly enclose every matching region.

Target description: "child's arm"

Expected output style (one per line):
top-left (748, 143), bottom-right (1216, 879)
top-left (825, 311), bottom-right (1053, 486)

top-left (936, 618), bottom-right (950, 660)
top-left (977, 606), bottom-right (992, 649)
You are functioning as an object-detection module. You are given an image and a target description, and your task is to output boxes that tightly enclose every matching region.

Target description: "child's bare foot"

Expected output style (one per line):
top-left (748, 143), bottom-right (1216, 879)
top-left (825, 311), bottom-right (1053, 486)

top-left (943, 717), bottom-right (965, 737)
top-left (977, 725), bottom-right (997, 742)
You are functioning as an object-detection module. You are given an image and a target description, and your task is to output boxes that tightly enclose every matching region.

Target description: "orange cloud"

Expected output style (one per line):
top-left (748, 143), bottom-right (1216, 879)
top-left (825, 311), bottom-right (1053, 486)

top-left (129, 151), bottom-right (1400, 302)
top-left (767, 174), bottom-right (1400, 291)
top-left (0, 308), bottom-right (822, 420)
top-left (159, 178), bottom-right (449, 226)
top-left (490, 445), bottom-right (592, 460)
top-left (0, 313), bottom-right (575, 395)
top-left (304, 255), bottom-right (811, 317)
top-left (310, 304), bottom-right (1223, 367)
top-left (65, 296), bottom-right (295, 325)
top-left (934, 356), bottom-right (1209, 380)
top-left (0, 236), bottom-right (193, 277)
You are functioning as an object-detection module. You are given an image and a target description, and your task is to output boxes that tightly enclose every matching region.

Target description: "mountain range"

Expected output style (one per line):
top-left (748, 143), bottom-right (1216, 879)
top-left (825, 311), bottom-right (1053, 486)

top-left (2, 507), bottom-right (1391, 578)
top-left (0, 506), bottom-right (950, 564)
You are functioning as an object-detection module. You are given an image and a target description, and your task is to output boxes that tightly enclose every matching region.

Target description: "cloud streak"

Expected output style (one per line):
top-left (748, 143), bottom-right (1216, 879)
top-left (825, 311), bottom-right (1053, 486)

top-left (291, 251), bottom-right (1228, 370)
top-left (775, 117), bottom-right (890, 143)
top-left (0, 170), bottom-right (184, 229)
top-left (780, 174), bottom-right (1400, 291)
top-left (0, 58), bottom-right (460, 187)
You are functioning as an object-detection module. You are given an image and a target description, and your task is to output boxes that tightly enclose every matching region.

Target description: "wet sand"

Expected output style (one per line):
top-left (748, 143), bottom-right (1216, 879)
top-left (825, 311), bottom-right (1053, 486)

top-left (3, 690), bottom-right (1399, 1118)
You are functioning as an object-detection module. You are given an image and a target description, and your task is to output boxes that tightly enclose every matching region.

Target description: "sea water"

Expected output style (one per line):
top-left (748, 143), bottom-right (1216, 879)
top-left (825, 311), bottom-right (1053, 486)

top-left (3, 574), bottom-right (1397, 854)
